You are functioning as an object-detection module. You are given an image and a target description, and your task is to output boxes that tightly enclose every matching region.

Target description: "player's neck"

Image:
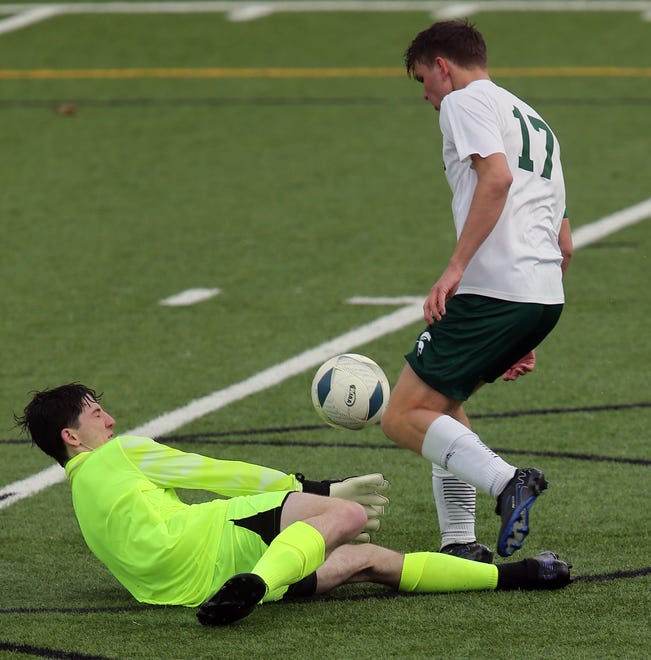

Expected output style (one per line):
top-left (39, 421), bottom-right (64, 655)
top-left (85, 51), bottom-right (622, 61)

top-left (450, 67), bottom-right (490, 91)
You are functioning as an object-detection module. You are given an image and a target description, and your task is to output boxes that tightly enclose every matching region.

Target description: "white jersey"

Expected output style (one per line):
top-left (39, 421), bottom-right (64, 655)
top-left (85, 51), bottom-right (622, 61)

top-left (439, 79), bottom-right (566, 304)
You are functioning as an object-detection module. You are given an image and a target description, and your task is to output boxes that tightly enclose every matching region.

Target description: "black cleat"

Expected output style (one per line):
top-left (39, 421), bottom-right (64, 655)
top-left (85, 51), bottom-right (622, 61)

top-left (496, 467), bottom-right (548, 557)
top-left (197, 573), bottom-right (267, 626)
top-left (527, 551), bottom-right (572, 589)
top-left (440, 542), bottom-right (494, 563)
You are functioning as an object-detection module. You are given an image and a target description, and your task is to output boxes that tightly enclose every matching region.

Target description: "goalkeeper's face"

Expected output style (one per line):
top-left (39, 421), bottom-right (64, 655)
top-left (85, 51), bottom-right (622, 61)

top-left (63, 396), bottom-right (115, 453)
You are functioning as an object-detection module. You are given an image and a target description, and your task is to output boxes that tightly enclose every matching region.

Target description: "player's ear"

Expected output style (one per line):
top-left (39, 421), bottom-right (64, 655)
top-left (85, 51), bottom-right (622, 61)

top-left (61, 427), bottom-right (81, 448)
top-left (435, 56), bottom-right (451, 78)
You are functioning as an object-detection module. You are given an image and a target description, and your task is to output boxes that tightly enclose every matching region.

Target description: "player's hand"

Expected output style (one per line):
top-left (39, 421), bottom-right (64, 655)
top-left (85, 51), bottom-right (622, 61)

top-left (328, 473), bottom-right (390, 507)
top-left (330, 476), bottom-right (388, 540)
top-left (297, 472), bottom-right (390, 505)
top-left (297, 473), bottom-right (389, 541)
top-left (503, 350), bottom-right (536, 381)
top-left (424, 264), bottom-right (463, 324)
top-left (327, 474), bottom-right (389, 538)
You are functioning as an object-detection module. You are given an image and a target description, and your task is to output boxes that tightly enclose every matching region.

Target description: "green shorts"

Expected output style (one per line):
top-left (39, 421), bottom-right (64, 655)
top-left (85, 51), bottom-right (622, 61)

top-left (405, 294), bottom-right (563, 401)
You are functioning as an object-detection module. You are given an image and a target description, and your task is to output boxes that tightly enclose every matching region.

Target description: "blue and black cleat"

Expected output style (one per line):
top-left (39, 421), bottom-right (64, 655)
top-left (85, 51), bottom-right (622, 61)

top-left (496, 467), bottom-right (548, 557)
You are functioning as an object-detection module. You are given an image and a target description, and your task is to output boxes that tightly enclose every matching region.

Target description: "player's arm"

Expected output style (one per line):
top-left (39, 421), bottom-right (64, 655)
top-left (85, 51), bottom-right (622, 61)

top-left (122, 436), bottom-right (388, 540)
top-left (502, 211), bottom-right (570, 382)
top-left (121, 436), bottom-right (389, 509)
top-left (425, 152), bottom-right (512, 323)
top-left (558, 214), bottom-right (573, 277)
top-left (121, 435), bottom-right (299, 494)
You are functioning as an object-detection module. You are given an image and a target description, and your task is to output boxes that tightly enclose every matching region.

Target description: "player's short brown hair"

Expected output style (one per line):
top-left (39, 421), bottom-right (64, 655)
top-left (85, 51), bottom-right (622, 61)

top-left (405, 20), bottom-right (488, 77)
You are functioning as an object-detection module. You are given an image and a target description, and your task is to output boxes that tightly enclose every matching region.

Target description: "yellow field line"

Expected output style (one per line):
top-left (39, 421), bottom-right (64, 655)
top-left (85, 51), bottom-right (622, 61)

top-left (0, 67), bottom-right (399, 79)
top-left (0, 66), bottom-right (650, 80)
top-left (495, 66), bottom-right (651, 77)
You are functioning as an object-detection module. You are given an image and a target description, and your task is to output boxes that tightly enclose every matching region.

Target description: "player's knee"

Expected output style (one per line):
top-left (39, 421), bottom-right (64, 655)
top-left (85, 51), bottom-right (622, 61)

top-left (380, 405), bottom-right (402, 445)
top-left (336, 499), bottom-right (367, 539)
top-left (380, 404), bottom-right (393, 435)
top-left (381, 408), bottom-right (425, 454)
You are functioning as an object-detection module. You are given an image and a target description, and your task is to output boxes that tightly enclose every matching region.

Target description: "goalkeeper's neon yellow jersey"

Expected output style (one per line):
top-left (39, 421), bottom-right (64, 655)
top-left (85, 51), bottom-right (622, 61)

top-left (64, 435), bottom-right (300, 606)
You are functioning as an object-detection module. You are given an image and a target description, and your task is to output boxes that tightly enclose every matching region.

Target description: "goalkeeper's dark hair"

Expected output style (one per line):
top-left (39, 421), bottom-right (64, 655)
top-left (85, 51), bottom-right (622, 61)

top-left (15, 383), bottom-right (102, 467)
top-left (405, 20), bottom-right (488, 77)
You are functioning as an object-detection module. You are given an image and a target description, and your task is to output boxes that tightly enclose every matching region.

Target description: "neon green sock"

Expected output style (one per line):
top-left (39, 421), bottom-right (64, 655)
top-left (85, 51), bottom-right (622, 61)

top-left (399, 552), bottom-right (499, 593)
top-left (251, 521), bottom-right (326, 595)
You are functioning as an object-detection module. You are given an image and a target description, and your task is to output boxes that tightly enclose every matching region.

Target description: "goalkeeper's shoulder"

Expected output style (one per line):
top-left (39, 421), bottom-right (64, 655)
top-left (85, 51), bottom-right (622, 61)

top-left (113, 435), bottom-right (158, 448)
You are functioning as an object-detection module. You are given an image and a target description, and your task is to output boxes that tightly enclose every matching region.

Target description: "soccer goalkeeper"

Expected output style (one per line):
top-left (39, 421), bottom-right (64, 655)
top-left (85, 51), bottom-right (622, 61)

top-left (16, 383), bottom-right (571, 627)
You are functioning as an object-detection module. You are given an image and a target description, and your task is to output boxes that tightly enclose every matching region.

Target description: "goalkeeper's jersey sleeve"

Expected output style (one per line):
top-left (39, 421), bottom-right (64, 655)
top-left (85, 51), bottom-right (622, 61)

top-left (64, 436), bottom-right (300, 606)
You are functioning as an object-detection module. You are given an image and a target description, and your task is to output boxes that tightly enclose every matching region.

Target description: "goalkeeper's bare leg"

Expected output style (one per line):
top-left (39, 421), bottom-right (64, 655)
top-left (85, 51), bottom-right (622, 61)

top-left (198, 502), bottom-right (571, 625)
top-left (312, 543), bottom-right (571, 594)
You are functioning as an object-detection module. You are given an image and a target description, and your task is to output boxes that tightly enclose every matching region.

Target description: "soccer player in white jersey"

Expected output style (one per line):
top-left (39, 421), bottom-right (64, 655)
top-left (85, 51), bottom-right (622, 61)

top-left (381, 20), bottom-right (573, 563)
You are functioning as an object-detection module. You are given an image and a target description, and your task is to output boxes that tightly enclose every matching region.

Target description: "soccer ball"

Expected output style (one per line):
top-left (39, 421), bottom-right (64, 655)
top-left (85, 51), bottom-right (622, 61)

top-left (311, 353), bottom-right (390, 430)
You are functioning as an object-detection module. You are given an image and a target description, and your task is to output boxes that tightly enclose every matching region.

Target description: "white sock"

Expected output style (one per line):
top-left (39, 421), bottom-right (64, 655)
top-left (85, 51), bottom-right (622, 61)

top-left (422, 415), bottom-right (515, 498)
top-left (431, 464), bottom-right (477, 548)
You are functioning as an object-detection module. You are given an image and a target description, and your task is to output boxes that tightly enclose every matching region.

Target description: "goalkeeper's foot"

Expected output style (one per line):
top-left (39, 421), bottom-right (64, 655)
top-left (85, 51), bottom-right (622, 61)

top-left (197, 573), bottom-right (267, 626)
top-left (526, 551), bottom-right (572, 589)
top-left (440, 542), bottom-right (494, 563)
top-left (496, 467), bottom-right (548, 557)
top-left (497, 551), bottom-right (572, 590)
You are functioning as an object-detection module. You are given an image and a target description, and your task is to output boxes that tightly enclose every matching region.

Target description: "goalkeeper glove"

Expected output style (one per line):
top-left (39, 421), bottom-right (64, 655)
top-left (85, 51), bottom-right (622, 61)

top-left (296, 472), bottom-right (389, 504)
top-left (295, 473), bottom-right (389, 542)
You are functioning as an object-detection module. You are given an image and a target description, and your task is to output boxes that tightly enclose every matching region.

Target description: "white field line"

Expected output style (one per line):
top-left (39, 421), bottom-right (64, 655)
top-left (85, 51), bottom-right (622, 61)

top-left (228, 4), bottom-right (277, 21)
top-left (1, 199), bottom-right (649, 510)
top-left (159, 288), bottom-right (221, 306)
top-left (1, 2), bottom-right (651, 33)
top-left (348, 296), bottom-right (422, 305)
top-left (571, 197), bottom-right (651, 248)
top-left (0, 2), bottom-right (650, 14)
top-left (0, 5), bottom-right (61, 33)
